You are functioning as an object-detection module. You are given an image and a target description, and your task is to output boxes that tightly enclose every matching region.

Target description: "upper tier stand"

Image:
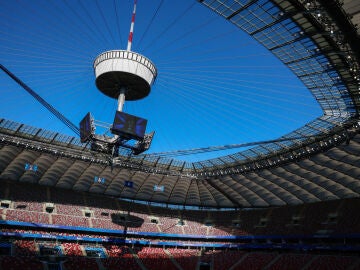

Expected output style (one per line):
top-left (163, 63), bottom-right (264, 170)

top-left (93, 50), bottom-right (157, 100)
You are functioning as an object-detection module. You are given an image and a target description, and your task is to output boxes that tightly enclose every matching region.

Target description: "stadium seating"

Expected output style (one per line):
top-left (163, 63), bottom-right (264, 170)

top-left (102, 245), bottom-right (141, 270)
top-left (158, 216), bottom-right (184, 234)
top-left (104, 244), bottom-right (129, 257)
top-left (13, 200), bottom-right (43, 212)
top-left (166, 247), bottom-right (200, 270)
top-left (305, 255), bottom-right (360, 270)
top-left (1, 181), bottom-right (360, 270)
top-left (0, 256), bottom-right (43, 270)
top-left (62, 242), bottom-right (84, 256)
top-left (232, 252), bottom-right (278, 270)
top-left (6, 209), bottom-right (49, 224)
top-left (1, 232), bottom-right (360, 270)
top-left (13, 240), bottom-right (39, 256)
top-left (63, 257), bottom-right (99, 270)
top-left (91, 217), bottom-right (124, 230)
top-left (55, 204), bottom-right (83, 216)
top-left (102, 257), bottom-right (142, 270)
top-left (136, 247), bottom-right (178, 270)
top-left (267, 253), bottom-right (313, 270)
top-left (52, 214), bottom-right (89, 227)
top-left (211, 249), bottom-right (246, 270)
top-left (2, 181), bottom-right (360, 238)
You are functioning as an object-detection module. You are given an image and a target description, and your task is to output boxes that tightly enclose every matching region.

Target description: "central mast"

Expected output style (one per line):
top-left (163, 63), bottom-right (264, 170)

top-left (117, 0), bottom-right (138, 112)
top-left (80, 0), bottom-right (157, 156)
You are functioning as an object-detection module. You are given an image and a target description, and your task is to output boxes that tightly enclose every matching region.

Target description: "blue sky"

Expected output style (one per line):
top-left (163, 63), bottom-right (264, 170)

top-left (0, 0), bottom-right (322, 161)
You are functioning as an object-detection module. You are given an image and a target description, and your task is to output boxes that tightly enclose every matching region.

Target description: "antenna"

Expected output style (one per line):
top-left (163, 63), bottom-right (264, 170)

top-left (127, 0), bottom-right (137, 51)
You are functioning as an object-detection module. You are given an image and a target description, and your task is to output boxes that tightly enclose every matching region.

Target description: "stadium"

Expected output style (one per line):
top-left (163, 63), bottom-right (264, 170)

top-left (0, 0), bottom-right (360, 269)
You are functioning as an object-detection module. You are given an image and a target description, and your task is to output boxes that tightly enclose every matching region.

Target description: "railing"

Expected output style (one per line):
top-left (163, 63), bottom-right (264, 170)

top-left (93, 50), bottom-right (157, 78)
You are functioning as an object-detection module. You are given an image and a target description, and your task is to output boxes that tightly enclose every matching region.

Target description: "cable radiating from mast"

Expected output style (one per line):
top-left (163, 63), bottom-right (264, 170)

top-left (142, 1), bottom-right (197, 52)
top-left (113, 0), bottom-right (124, 47)
top-left (138, 0), bottom-right (164, 45)
top-left (95, 0), bottom-right (117, 46)
top-left (0, 64), bottom-right (80, 136)
top-left (144, 136), bottom-right (319, 158)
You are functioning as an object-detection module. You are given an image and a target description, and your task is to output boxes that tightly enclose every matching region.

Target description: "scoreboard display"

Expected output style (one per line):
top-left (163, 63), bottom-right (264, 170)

top-left (79, 112), bottom-right (94, 143)
top-left (111, 111), bottom-right (147, 140)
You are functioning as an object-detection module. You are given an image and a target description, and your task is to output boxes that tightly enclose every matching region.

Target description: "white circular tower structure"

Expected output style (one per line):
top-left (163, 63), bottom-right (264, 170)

top-left (93, 50), bottom-right (157, 109)
top-left (93, 0), bottom-right (157, 111)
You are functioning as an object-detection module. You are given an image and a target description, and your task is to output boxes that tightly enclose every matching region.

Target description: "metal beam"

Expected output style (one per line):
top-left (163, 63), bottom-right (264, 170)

top-left (226, 0), bottom-right (258, 20)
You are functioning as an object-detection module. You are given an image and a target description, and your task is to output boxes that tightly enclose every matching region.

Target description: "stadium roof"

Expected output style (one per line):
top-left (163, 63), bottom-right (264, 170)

top-left (0, 0), bottom-right (359, 208)
top-left (0, 118), bottom-right (359, 208)
top-left (190, 0), bottom-right (360, 169)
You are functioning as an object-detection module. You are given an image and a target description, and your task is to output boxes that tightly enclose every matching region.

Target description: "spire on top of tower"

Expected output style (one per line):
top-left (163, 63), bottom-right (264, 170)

top-left (127, 0), bottom-right (137, 51)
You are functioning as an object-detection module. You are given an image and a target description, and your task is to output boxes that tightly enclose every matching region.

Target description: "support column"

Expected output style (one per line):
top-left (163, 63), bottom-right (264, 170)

top-left (117, 87), bottom-right (126, 112)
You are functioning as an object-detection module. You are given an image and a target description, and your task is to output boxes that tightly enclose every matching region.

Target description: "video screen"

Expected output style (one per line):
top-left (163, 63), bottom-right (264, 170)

top-left (79, 112), bottom-right (93, 143)
top-left (154, 185), bottom-right (164, 192)
top-left (111, 111), bottom-right (147, 140)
